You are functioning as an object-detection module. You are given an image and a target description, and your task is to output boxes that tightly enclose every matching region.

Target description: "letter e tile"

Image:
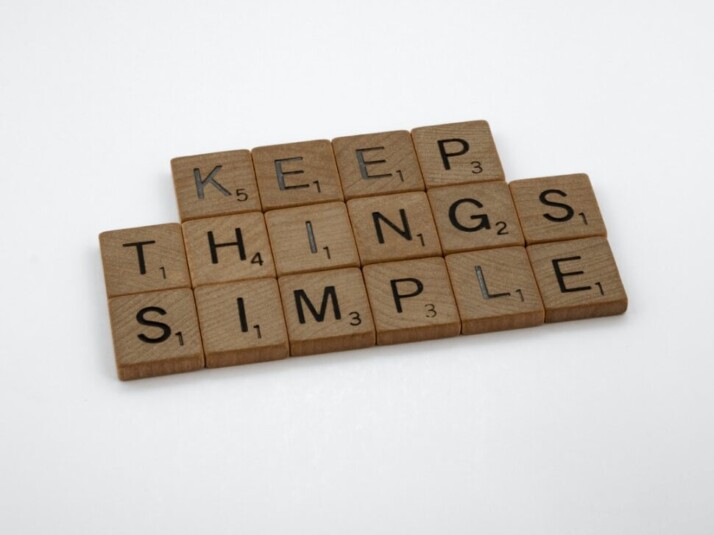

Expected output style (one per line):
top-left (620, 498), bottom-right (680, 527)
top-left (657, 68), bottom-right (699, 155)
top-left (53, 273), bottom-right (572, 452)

top-left (527, 237), bottom-right (627, 322)
top-left (253, 140), bottom-right (344, 210)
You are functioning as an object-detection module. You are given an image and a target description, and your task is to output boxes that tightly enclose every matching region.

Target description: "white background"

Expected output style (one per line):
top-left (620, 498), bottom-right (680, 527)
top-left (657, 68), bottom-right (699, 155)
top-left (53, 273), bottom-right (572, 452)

top-left (1, 1), bottom-right (713, 533)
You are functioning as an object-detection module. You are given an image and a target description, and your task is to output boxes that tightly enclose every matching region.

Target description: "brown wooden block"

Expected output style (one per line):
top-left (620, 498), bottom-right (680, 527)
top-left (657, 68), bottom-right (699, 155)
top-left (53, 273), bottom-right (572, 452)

top-left (194, 278), bottom-right (289, 368)
top-left (332, 130), bottom-right (425, 199)
top-left (278, 268), bottom-right (375, 356)
top-left (347, 192), bottom-right (442, 265)
top-left (108, 288), bottom-right (204, 380)
top-left (509, 173), bottom-right (607, 245)
top-left (182, 212), bottom-right (275, 286)
top-left (252, 140), bottom-right (344, 210)
top-left (427, 181), bottom-right (524, 254)
top-left (100, 223), bottom-right (191, 298)
top-left (411, 120), bottom-right (505, 188)
top-left (527, 237), bottom-right (627, 323)
top-left (171, 150), bottom-right (261, 222)
top-left (445, 247), bottom-right (544, 335)
top-left (363, 257), bottom-right (460, 345)
top-left (265, 202), bottom-right (360, 276)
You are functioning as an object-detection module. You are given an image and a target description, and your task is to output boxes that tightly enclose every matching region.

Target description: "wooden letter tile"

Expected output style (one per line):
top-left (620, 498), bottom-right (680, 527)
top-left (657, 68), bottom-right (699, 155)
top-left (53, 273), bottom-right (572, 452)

top-left (252, 140), bottom-right (344, 210)
top-left (278, 268), bottom-right (375, 356)
top-left (108, 288), bottom-right (204, 380)
top-left (265, 202), bottom-right (360, 276)
top-left (332, 130), bottom-right (425, 199)
top-left (182, 212), bottom-right (275, 286)
top-left (171, 150), bottom-right (261, 222)
top-left (194, 278), bottom-right (289, 368)
top-left (100, 223), bottom-right (191, 298)
top-left (527, 237), bottom-right (627, 322)
top-left (445, 247), bottom-right (544, 335)
top-left (411, 120), bottom-right (505, 188)
top-left (428, 181), bottom-right (524, 254)
top-left (509, 173), bottom-right (607, 244)
top-left (363, 257), bottom-right (460, 345)
top-left (347, 192), bottom-right (442, 265)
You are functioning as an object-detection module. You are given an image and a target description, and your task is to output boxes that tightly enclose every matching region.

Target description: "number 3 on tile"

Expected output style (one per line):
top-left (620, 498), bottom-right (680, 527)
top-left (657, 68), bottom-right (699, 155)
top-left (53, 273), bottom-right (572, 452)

top-left (425, 303), bottom-right (437, 317)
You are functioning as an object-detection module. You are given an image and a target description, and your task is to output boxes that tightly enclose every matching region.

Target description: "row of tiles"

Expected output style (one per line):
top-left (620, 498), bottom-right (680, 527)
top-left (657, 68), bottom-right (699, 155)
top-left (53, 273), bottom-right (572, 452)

top-left (109, 238), bottom-right (628, 380)
top-left (171, 120), bottom-right (506, 221)
top-left (101, 174), bottom-right (607, 298)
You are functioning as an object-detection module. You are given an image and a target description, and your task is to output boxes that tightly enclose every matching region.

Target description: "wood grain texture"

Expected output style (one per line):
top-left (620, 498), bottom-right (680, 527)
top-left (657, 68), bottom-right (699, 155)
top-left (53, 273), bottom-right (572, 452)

top-left (100, 223), bottom-right (191, 298)
top-left (265, 201), bottom-right (360, 276)
top-left (527, 237), bottom-right (627, 322)
top-left (252, 140), bottom-right (344, 210)
top-left (171, 149), bottom-right (261, 222)
top-left (428, 181), bottom-right (524, 254)
top-left (278, 267), bottom-right (375, 357)
top-left (194, 278), bottom-right (288, 368)
top-left (332, 130), bottom-right (425, 199)
top-left (509, 173), bottom-right (607, 245)
top-left (363, 257), bottom-right (460, 345)
top-left (182, 212), bottom-right (275, 286)
top-left (108, 288), bottom-right (204, 380)
top-left (347, 192), bottom-right (442, 265)
top-left (411, 120), bottom-right (504, 188)
top-left (445, 247), bottom-right (544, 334)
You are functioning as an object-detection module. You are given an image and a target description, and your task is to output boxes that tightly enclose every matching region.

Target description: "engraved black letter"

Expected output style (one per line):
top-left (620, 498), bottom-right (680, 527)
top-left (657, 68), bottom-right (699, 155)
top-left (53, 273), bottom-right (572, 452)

top-left (356, 147), bottom-right (391, 180)
top-left (437, 138), bottom-right (469, 170)
top-left (208, 229), bottom-right (247, 264)
top-left (390, 278), bottom-right (424, 313)
top-left (448, 198), bottom-right (490, 232)
top-left (372, 209), bottom-right (412, 244)
top-left (294, 286), bottom-right (341, 324)
top-left (552, 256), bottom-right (591, 293)
top-left (540, 189), bottom-right (575, 222)
top-left (123, 240), bottom-right (156, 275)
top-left (136, 306), bottom-right (171, 343)
top-left (194, 165), bottom-right (231, 199)
top-left (275, 157), bottom-right (310, 191)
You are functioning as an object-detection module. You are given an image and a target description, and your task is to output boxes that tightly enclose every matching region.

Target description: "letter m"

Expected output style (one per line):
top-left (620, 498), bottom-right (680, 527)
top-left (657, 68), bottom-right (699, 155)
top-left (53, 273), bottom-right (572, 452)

top-left (294, 286), bottom-right (341, 324)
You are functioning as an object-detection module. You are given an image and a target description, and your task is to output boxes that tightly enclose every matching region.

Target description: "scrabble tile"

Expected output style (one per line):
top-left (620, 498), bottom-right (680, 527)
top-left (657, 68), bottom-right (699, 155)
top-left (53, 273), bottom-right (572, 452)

top-left (527, 237), bottom-right (627, 322)
top-left (194, 278), bottom-right (289, 368)
top-left (509, 173), bottom-right (607, 244)
top-left (108, 288), bottom-right (204, 380)
top-left (252, 140), bottom-right (344, 210)
top-left (100, 223), bottom-right (191, 298)
top-left (363, 257), bottom-right (460, 345)
top-left (171, 150), bottom-right (261, 222)
top-left (445, 247), bottom-right (544, 335)
top-left (427, 181), bottom-right (524, 254)
top-left (411, 120), bottom-right (504, 188)
top-left (332, 130), bottom-right (425, 199)
top-left (265, 202), bottom-right (360, 276)
top-left (278, 268), bottom-right (375, 356)
top-left (182, 212), bottom-right (275, 286)
top-left (347, 192), bottom-right (442, 265)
